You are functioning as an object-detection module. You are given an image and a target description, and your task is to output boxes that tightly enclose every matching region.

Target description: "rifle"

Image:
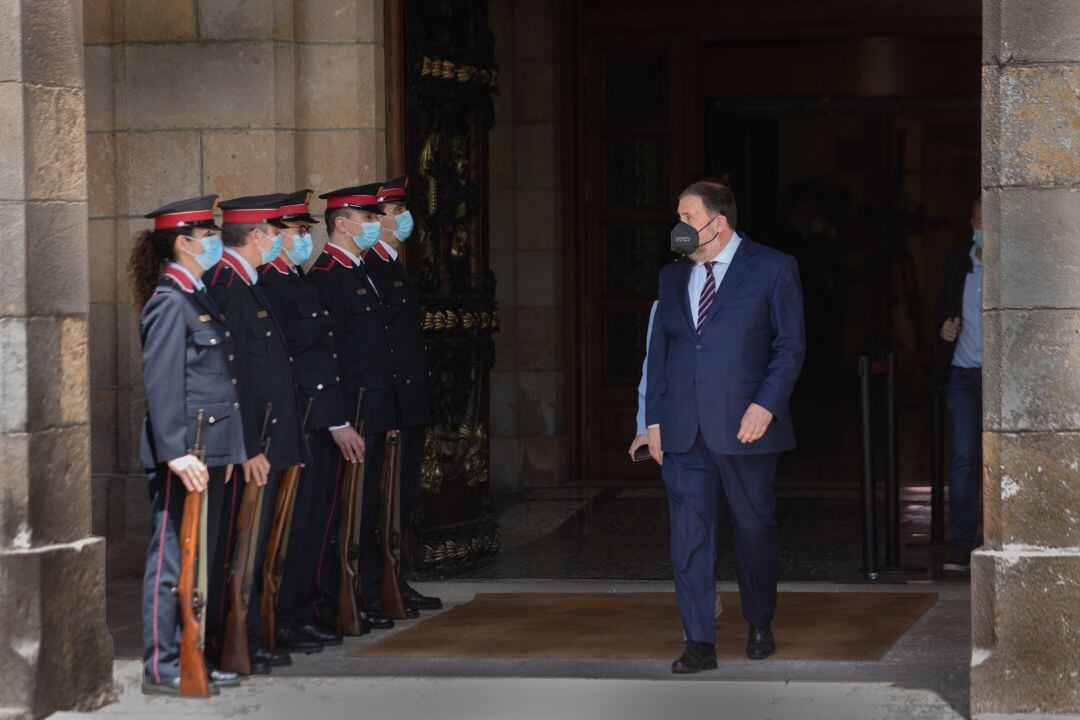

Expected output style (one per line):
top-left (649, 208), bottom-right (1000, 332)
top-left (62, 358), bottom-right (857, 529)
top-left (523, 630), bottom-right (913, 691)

top-left (258, 397), bottom-right (313, 650)
top-left (220, 402), bottom-right (273, 675)
top-left (337, 390), bottom-right (366, 635)
top-left (178, 410), bottom-right (211, 697)
top-left (378, 433), bottom-right (407, 618)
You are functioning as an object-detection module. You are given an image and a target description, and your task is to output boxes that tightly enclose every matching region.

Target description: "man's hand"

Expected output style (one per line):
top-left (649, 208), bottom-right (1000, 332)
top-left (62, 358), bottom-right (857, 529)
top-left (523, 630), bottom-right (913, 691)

top-left (167, 454), bottom-right (209, 493)
top-left (628, 434), bottom-right (648, 458)
top-left (387, 429), bottom-right (400, 440)
top-left (242, 453), bottom-right (271, 487)
top-left (738, 403), bottom-right (774, 444)
top-left (331, 425), bottom-right (366, 464)
top-left (941, 316), bottom-right (961, 343)
top-left (647, 425), bottom-right (663, 466)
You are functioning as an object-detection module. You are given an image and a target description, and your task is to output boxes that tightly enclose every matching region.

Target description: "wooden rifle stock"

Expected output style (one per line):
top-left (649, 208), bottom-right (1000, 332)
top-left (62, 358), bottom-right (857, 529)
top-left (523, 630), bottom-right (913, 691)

top-left (379, 433), bottom-right (407, 619)
top-left (178, 410), bottom-right (211, 697)
top-left (220, 402), bottom-right (273, 675)
top-left (258, 398), bottom-right (313, 650)
top-left (337, 390), bottom-right (366, 635)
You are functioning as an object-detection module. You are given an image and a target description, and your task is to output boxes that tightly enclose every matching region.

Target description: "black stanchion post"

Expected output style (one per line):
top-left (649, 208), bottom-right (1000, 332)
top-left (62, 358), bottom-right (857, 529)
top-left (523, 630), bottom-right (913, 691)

top-left (857, 356), bottom-right (879, 581)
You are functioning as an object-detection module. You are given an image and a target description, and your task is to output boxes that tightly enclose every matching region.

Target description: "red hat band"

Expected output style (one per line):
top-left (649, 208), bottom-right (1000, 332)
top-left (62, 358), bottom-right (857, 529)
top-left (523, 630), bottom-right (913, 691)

top-left (222, 208), bottom-right (279, 224)
top-left (154, 209), bottom-right (215, 230)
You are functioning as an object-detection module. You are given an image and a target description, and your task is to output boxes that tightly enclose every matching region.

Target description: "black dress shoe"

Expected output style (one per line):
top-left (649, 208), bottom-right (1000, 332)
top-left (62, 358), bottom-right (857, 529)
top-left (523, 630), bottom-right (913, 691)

top-left (360, 607), bottom-right (395, 630)
top-left (252, 646), bottom-right (292, 667)
top-left (671, 641), bottom-right (717, 674)
top-left (746, 624), bottom-right (775, 660)
top-left (299, 623), bottom-right (343, 646)
top-left (141, 677), bottom-right (220, 696)
top-left (249, 657), bottom-right (271, 675)
top-left (276, 626), bottom-right (326, 653)
top-left (207, 666), bottom-right (241, 688)
top-left (402, 583), bottom-right (443, 610)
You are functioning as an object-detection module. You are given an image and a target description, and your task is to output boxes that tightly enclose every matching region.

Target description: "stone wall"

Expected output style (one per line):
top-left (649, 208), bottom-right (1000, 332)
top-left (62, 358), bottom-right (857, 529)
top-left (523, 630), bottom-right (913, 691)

top-left (972, 0), bottom-right (1080, 714)
top-left (0, 0), bottom-right (114, 717)
top-left (487, 0), bottom-right (567, 491)
top-left (84, 0), bottom-right (388, 579)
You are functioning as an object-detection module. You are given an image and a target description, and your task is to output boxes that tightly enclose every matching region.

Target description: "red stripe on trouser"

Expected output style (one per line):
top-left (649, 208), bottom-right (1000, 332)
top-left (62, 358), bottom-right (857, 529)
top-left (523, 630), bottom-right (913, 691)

top-left (312, 452), bottom-right (345, 619)
top-left (151, 469), bottom-right (174, 683)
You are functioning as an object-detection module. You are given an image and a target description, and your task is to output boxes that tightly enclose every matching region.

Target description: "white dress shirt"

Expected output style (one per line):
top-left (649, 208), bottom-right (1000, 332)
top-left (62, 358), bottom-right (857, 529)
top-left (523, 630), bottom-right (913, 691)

top-left (376, 238), bottom-right (399, 261)
top-left (687, 231), bottom-right (742, 327)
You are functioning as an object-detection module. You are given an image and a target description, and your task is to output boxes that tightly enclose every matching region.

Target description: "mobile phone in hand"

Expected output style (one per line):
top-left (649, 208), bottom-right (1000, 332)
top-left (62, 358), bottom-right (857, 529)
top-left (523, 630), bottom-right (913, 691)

top-left (632, 444), bottom-right (651, 462)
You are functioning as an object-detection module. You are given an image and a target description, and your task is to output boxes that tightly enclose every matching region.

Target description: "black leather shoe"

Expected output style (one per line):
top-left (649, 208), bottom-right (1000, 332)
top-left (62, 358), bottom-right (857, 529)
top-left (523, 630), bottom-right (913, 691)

top-left (360, 607), bottom-right (395, 630)
top-left (141, 677), bottom-right (220, 696)
top-left (252, 647), bottom-right (292, 667)
top-left (207, 666), bottom-right (241, 688)
top-left (276, 626), bottom-right (325, 653)
top-left (402, 583), bottom-right (443, 610)
top-left (249, 657), bottom-right (271, 675)
top-left (299, 623), bottom-right (343, 646)
top-left (671, 641), bottom-right (717, 674)
top-left (746, 624), bottom-right (775, 660)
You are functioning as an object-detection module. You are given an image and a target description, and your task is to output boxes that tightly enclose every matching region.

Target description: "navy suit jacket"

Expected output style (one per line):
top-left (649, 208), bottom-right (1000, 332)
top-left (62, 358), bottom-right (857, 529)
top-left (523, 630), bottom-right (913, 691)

top-left (645, 237), bottom-right (805, 456)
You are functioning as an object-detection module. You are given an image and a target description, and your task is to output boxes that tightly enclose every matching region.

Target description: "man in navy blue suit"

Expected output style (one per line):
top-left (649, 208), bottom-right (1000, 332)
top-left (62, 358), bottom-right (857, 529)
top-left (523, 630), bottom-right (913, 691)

top-left (646, 182), bottom-right (804, 672)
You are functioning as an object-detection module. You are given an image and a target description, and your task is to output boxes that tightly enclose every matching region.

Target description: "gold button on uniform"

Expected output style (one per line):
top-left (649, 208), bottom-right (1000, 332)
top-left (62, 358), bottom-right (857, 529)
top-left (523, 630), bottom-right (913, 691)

top-left (231, 378), bottom-right (238, 385)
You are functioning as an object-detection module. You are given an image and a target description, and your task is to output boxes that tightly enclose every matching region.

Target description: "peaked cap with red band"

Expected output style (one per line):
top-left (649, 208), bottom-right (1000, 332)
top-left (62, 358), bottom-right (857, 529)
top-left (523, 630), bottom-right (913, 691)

top-left (219, 193), bottom-right (288, 227)
top-left (277, 188), bottom-right (320, 224)
top-left (146, 194), bottom-right (221, 231)
top-left (318, 182), bottom-right (385, 214)
top-left (377, 175), bottom-right (408, 204)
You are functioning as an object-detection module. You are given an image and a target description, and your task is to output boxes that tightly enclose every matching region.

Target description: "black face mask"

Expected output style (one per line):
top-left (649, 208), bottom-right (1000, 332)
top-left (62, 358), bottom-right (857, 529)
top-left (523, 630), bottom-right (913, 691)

top-left (670, 217), bottom-right (719, 255)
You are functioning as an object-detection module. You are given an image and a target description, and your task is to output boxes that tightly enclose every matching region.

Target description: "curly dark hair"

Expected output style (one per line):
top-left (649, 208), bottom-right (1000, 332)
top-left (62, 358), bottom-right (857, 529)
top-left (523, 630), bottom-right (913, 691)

top-left (128, 228), bottom-right (185, 309)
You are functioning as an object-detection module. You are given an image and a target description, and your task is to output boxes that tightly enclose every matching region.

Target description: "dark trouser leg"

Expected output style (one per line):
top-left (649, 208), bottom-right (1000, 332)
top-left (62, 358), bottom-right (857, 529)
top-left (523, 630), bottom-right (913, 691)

top-left (397, 425), bottom-right (425, 578)
top-left (278, 429), bottom-right (336, 629)
top-left (946, 367), bottom-right (982, 561)
top-left (206, 469), bottom-right (239, 660)
top-left (715, 452), bottom-right (779, 629)
top-left (662, 435), bottom-right (721, 645)
top-left (245, 469), bottom-right (282, 649)
top-left (359, 433), bottom-right (386, 605)
top-left (311, 444), bottom-right (346, 624)
top-left (142, 466), bottom-right (186, 684)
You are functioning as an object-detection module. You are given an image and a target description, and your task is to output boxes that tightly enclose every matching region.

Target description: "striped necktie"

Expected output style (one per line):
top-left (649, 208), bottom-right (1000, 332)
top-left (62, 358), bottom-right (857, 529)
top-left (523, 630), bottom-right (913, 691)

top-left (696, 261), bottom-right (717, 335)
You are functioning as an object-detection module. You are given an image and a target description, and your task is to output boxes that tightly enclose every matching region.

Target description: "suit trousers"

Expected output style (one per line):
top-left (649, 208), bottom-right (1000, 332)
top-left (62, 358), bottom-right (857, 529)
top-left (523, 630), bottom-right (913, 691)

top-left (662, 433), bottom-right (779, 643)
top-left (397, 425), bottom-right (425, 576)
top-left (142, 465), bottom-right (227, 683)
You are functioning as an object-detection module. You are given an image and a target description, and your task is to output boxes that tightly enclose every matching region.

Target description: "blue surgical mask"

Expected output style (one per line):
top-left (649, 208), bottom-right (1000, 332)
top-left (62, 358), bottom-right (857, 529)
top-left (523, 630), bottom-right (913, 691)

top-left (972, 228), bottom-right (983, 248)
top-left (392, 210), bottom-right (414, 241)
top-left (260, 230), bottom-right (283, 265)
top-left (355, 223), bottom-right (382, 251)
top-left (286, 232), bottom-right (313, 265)
top-left (185, 233), bottom-right (223, 271)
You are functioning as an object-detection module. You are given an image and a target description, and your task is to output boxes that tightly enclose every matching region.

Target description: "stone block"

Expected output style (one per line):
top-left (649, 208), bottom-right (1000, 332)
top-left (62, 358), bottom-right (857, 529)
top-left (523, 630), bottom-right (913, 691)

top-left (0, 83), bottom-right (25, 200)
top-left (517, 307), bottom-right (562, 371)
top-left (114, 219), bottom-right (149, 305)
top-left (115, 131), bottom-right (200, 217)
top-left (274, 129), bottom-right (298, 189)
top-left (28, 425), bottom-right (92, 544)
top-left (516, 369), bottom-right (562, 436)
top-left (22, 0), bottom-right (85, 87)
top-left (521, 433), bottom-right (566, 486)
top-left (202, 130), bottom-right (280, 201)
top-left (0, 319), bottom-right (28, 434)
top-left (198, 0), bottom-right (276, 40)
top-left (0, 433), bottom-right (30, 544)
top-left (492, 302), bottom-right (516, 369)
top-left (359, 0), bottom-right (381, 44)
top-left (116, 302), bottom-right (142, 388)
top-left (297, 129), bottom-right (362, 190)
top-left (514, 123), bottom-right (555, 189)
top-left (489, 125), bottom-right (514, 189)
top-left (87, 133), bottom-right (117, 218)
top-left (90, 388), bottom-right (118, 475)
top-left (515, 189), bottom-right (556, 250)
top-left (984, 0), bottom-right (1080, 65)
top-left (983, 65), bottom-right (1080, 188)
top-left (983, 309), bottom-right (1080, 432)
top-left (26, 201), bottom-right (88, 316)
top-left (363, 41), bottom-right (385, 129)
top-left (88, 219), bottom-right (117, 304)
top-left (982, 186), bottom-right (1080, 310)
top-left (0, 201), bottom-right (28, 317)
top-left (274, 43), bottom-right (297, 128)
top-left (25, 85), bottom-right (86, 201)
top-left (514, 0), bottom-right (553, 61)
top-left (27, 317), bottom-right (89, 430)
top-left (84, 47), bottom-right (115, 133)
top-left (515, 250), bottom-right (557, 307)
top-left (298, 43), bottom-right (361, 129)
top-left (88, 302), bottom-right (117, 388)
top-left (489, 369), bottom-right (518, 437)
top-left (983, 431), bottom-right (1080, 549)
top-left (488, 437), bottom-right (523, 493)
top-left (116, 387), bottom-right (144, 474)
top-left (971, 549), bottom-right (1080, 714)
top-left (123, 43), bottom-right (276, 130)
top-left (513, 60), bottom-right (555, 124)
top-left (0, 538), bottom-right (114, 717)
top-left (295, 0), bottom-right (361, 42)
top-left (84, 0), bottom-right (113, 44)
top-left (488, 189), bottom-right (516, 253)
top-left (119, 0), bottom-right (196, 41)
